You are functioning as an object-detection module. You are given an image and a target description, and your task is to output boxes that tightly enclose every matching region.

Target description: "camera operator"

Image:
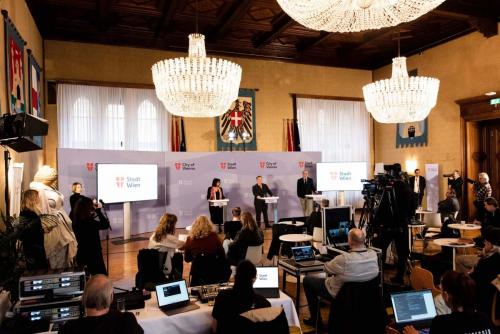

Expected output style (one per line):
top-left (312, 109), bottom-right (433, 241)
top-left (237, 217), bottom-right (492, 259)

top-left (466, 172), bottom-right (492, 222)
top-left (444, 170), bottom-right (463, 200)
top-left (379, 164), bottom-right (416, 284)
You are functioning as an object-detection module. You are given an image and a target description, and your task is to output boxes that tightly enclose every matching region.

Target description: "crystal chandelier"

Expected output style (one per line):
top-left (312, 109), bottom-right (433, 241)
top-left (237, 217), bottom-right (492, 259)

top-left (362, 57), bottom-right (440, 123)
top-left (276, 0), bottom-right (446, 33)
top-left (152, 34), bottom-right (242, 118)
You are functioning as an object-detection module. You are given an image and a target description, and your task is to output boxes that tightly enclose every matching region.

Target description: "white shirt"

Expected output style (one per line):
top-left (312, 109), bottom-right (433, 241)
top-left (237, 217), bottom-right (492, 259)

top-left (414, 176), bottom-right (420, 193)
top-left (148, 233), bottom-right (183, 273)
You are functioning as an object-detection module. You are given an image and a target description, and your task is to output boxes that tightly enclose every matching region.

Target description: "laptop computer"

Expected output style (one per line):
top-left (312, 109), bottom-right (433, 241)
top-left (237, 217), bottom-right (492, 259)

top-left (253, 267), bottom-right (280, 298)
top-left (155, 280), bottom-right (200, 316)
top-left (326, 220), bottom-right (350, 251)
top-left (390, 289), bottom-right (437, 331)
top-left (291, 246), bottom-right (324, 267)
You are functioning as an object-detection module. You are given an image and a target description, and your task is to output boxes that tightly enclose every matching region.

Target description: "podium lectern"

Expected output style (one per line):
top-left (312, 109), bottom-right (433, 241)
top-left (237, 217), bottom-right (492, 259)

top-left (209, 199), bottom-right (230, 222)
top-left (258, 196), bottom-right (279, 224)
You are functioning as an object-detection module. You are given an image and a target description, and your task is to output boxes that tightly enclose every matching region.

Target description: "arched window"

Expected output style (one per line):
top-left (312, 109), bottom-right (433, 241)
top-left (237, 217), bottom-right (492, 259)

top-left (72, 97), bottom-right (92, 148)
top-left (137, 100), bottom-right (158, 151)
top-left (105, 103), bottom-right (125, 150)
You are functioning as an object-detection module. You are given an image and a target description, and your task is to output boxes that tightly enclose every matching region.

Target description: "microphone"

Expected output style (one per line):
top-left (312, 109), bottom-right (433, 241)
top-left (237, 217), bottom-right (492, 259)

top-left (99, 199), bottom-right (106, 206)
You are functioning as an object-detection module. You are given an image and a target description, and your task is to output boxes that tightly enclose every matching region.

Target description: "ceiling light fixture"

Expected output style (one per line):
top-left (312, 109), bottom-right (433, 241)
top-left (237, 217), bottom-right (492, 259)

top-left (276, 0), bottom-right (446, 33)
top-left (152, 0), bottom-right (242, 118)
top-left (485, 92), bottom-right (497, 96)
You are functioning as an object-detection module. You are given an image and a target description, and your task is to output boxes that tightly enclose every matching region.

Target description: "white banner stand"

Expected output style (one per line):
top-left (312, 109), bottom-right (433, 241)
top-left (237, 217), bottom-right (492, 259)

top-left (123, 202), bottom-right (131, 240)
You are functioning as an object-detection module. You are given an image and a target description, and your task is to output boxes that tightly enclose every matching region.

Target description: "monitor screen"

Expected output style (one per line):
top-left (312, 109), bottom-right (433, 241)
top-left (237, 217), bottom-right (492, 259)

top-left (391, 290), bottom-right (437, 325)
top-left (97, 163), bottom-right (158, 203)
top-left (291, 246), bottom-right (315, 261)
top-left (316, 162), bottom-right (367, 191)
top-left (323, 207), bottom-right (351, 245)
top-left (327, 221), bottom-right (350, 244)
top-left (253, 267), bottom-right (279, 289)
top-left (155, 280), bottom-right (189, 308)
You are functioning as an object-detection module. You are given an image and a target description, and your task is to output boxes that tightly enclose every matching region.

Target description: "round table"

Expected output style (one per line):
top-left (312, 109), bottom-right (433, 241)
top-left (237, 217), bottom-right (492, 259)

top-left (277, 221), bottom-right (305, 227)
top-left (408, 224), bottom-right (426, 252)
top-left (448, 223), bottom-right (481, 231)
top-left (279, 234), bottom-right (313, 243)
top-left (433, 238), bottom-right (475, 270)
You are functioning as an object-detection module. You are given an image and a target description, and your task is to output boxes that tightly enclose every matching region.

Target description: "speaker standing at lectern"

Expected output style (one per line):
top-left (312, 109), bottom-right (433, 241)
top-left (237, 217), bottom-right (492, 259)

top-left (297, 170), bottom-right (316, 216)
top-left (207, 178), bottom-right (225, 233)
top-left (252, 176), bottom-right (273, 228)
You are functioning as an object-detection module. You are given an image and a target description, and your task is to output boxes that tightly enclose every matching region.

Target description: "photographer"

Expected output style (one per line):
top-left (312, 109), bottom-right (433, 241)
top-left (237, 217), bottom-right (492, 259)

top-left (467, 173), bottom-right (492, 222)
top-left (378, 164), bottom-right (416, 284)
top-left (73, 196), bottom-right (110, 275)
top-left (445, 170), bottom-right (463, 200)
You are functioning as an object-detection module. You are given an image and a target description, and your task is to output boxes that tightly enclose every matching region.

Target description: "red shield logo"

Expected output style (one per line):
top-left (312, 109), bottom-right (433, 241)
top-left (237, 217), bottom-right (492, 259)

top-left (220, 162), bottom-right (227, 170)
top-left (259, 161), bottom-right (265, 169)
top-left (298, 161), bottom-right (305, 169)
top-left (115, 176), bottom-right (125, 188)
top-left (175, 162), bottom-right (181, 170)
top-left (86, 162), bottom-right (94, 171)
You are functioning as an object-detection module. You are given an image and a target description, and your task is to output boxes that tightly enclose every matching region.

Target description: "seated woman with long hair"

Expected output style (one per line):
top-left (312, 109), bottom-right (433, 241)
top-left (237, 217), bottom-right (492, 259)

top-left (212, 260), bottom-right (271, 334)
top-left (403, 270), bottom-right (497, 334)
top-left (148, 213), bottom-right (184, 274)
top-left (18, 190), bottom-right (49, 270)
top-left (183, 215), bottom-right (225, 262)
top-left (227, 212), bottom-right (263, 265)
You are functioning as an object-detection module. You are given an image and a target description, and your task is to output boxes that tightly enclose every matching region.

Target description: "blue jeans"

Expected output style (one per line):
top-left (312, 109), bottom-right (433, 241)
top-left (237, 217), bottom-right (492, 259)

top-left (303, 275), bottom-right (335, 324)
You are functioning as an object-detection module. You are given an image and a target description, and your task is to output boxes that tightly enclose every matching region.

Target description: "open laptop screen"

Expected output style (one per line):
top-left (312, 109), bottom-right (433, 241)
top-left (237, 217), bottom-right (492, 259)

top-left (253, 267), bottom-right (279, 289)
top-left (391, 290), bottom-right (437, 325)
top-left (291, 246), bottom-right (315, 262)
top-left (156, 280), bottom-right (189, 308)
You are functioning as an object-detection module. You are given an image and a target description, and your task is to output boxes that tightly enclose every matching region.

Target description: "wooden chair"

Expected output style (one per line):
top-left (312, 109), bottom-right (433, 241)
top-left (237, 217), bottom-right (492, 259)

top-left (410, 266), bottom-right (441, 297)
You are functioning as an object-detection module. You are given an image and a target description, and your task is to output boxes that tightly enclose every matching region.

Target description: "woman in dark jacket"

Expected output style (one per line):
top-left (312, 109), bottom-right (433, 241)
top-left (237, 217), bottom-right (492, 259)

top-left (207, 178), bottom-right (225, 232)
top-left (18, 189), bottom-right (48, 271)
top-left (69, 182), bottom-right (83, 220)
top-left (72, 196), bottom-right (110, 275)
top-left (227, 212), bottom-right (263, 265)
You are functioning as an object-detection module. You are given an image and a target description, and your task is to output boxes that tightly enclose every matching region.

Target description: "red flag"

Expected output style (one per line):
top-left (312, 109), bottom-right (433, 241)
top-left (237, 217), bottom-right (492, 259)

top-left (174, 118), bottom-right (180, 152)
top-left (287, 120), bottom-right (294, 151)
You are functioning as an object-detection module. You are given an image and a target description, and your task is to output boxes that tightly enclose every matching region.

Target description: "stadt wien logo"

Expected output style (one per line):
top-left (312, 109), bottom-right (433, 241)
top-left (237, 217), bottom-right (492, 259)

top-left (220, 162), bottom-right (227, 170)
top-left (115, 176), bottom-right (125, 188)
top-left (86, 162), bottom-right (94, 171)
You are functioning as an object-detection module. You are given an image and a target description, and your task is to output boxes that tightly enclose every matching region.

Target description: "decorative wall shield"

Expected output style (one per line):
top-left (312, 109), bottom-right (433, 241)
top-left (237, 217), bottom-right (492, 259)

top-left (396, 118), bottom-right (428, 148)
top-left (3, 10), bottom-right (26, 114)
top-left (216, 89), bottom-right (257, 151)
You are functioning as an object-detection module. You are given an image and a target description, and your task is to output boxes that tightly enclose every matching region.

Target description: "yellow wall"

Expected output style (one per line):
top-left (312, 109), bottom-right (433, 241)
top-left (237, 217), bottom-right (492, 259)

top-left (43, 40), bottom-right (372, 167)
top-left (0, 0), bottom-right (43, 217)
top-left (373, 26), bottom-right (500, 195)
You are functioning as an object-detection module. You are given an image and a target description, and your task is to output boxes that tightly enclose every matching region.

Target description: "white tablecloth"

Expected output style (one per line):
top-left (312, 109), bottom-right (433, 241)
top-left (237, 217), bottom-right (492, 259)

top-left (136, 291), bottom-right (300, 334)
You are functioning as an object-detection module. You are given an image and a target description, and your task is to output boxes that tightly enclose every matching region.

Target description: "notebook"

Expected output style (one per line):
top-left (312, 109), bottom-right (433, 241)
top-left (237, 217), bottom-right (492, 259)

top-left (155, 280), bottom-right (200, 316)
top-left (291, 246), bottom-right (323, 267)
top-left (253, 267), bottom-right (280, 298)
top-left (391, 289), bottom-right (437, 330)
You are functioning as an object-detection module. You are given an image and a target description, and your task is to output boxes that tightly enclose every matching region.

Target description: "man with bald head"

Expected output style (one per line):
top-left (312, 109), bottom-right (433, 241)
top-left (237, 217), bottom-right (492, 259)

top-left (59, 275), bottom-right (143, 334)
top-left (302, 228), bottom-right (379, 327)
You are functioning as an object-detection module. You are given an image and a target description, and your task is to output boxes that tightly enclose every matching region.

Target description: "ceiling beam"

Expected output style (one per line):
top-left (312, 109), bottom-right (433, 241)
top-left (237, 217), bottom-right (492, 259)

top-left (252, 13), bottom-right (294, 49)
top-left (155, 0), bottom-right (184, 37)
top-left (207, 0), bottom-right (253, 42)
top-left (97, 0), bottom-right (112, 31)
top-left (434, 1), bottom-right (499, 20)
top-left (296, 31), bottom-right (333, 53)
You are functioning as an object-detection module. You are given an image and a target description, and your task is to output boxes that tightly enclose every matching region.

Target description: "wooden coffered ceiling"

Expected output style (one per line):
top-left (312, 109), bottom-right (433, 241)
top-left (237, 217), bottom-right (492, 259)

top-left (26, 0), bottom-right (500, 70)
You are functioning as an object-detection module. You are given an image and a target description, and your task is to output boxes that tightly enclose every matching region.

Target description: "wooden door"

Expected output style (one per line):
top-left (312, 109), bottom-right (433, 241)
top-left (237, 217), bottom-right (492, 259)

top-left (481, 120), bottom-right (500, 202)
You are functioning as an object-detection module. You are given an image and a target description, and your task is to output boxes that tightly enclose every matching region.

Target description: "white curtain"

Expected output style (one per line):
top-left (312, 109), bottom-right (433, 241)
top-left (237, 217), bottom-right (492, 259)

top-left (297, 98), bottom-right (372, 207)
top-left (58, 84), bottom-right (169, 151)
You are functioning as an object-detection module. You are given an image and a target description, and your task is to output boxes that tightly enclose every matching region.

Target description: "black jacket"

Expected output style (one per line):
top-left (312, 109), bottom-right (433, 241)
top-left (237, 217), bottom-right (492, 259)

top-left (58, 310), bottom-right (143, 334)
top-left (470, 252), bottom-right (500, 315)
top-left (227, 228), bottom-right (263, 265)
top-left (296, 177), bottom-right (315, 198)
top-left (73, 209), bottom-right (110, 267)
top-left (448, 177), bottom-right (463, 198)
top-left (409, 175), bottom-right (426, 193)
top-left (69, 193), bottom-right (82, 220)
top-left (17, 210), bottom-right (48, 270)
top-left (252, 184), bottom-right (272, 203)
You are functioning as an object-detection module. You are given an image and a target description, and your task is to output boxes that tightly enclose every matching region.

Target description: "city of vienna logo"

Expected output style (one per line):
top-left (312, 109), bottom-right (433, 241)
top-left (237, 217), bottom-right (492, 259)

top-left (115, 176), bottom-right (125, 188)
top-left (298, 161), bottom-right (305, 169)
top-left (259, 161), bottom-right (265, 169)
top-left (259, 161), bottom-right (278, 169)
top-left (86, 162), bottom-right (94, 171)
top-left (175, 162), bottom-right (196, 171)
top-left (220, 162), bottom-right (227, 170)
top-left (175, 162), bottom-right (181, 170)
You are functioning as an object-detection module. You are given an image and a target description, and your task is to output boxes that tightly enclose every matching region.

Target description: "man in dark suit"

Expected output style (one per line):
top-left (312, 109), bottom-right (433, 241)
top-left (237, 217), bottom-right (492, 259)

top-left (297, 170), bottom-right (316, 216)
top-left (252, 176), bottom-right (273, 228)
top-left (409, 168), bottom-right (426, 208)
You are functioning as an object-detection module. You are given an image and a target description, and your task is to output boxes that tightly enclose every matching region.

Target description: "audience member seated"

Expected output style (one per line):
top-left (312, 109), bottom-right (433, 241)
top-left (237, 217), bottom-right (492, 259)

top-left (212, 260), bottom-right (271, 334)
top-left (147, 213), bottom-right (184, 275)
top-left (227, 212), bottom-right (263, 265)
top-left (434, 189), bottom-right (460, 238)
top-left (305, 199), bottom-right (329, 235)
top-left (223, 207), bottom-right (242, 253)
top-left (481, 197), bottom-right (500, 233)
top-left (469, 228), bottom-right (500, 316)
top-left (58, 275), bottom-right (143, 334)
top-left (403, 271), bottom-right (497, 334)
top-left (302, 228), bottom-right (379, 327)
top-left (184, 215), bottom-right (229, 285)
top-left (16, 190), bottom-right (49, 271)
